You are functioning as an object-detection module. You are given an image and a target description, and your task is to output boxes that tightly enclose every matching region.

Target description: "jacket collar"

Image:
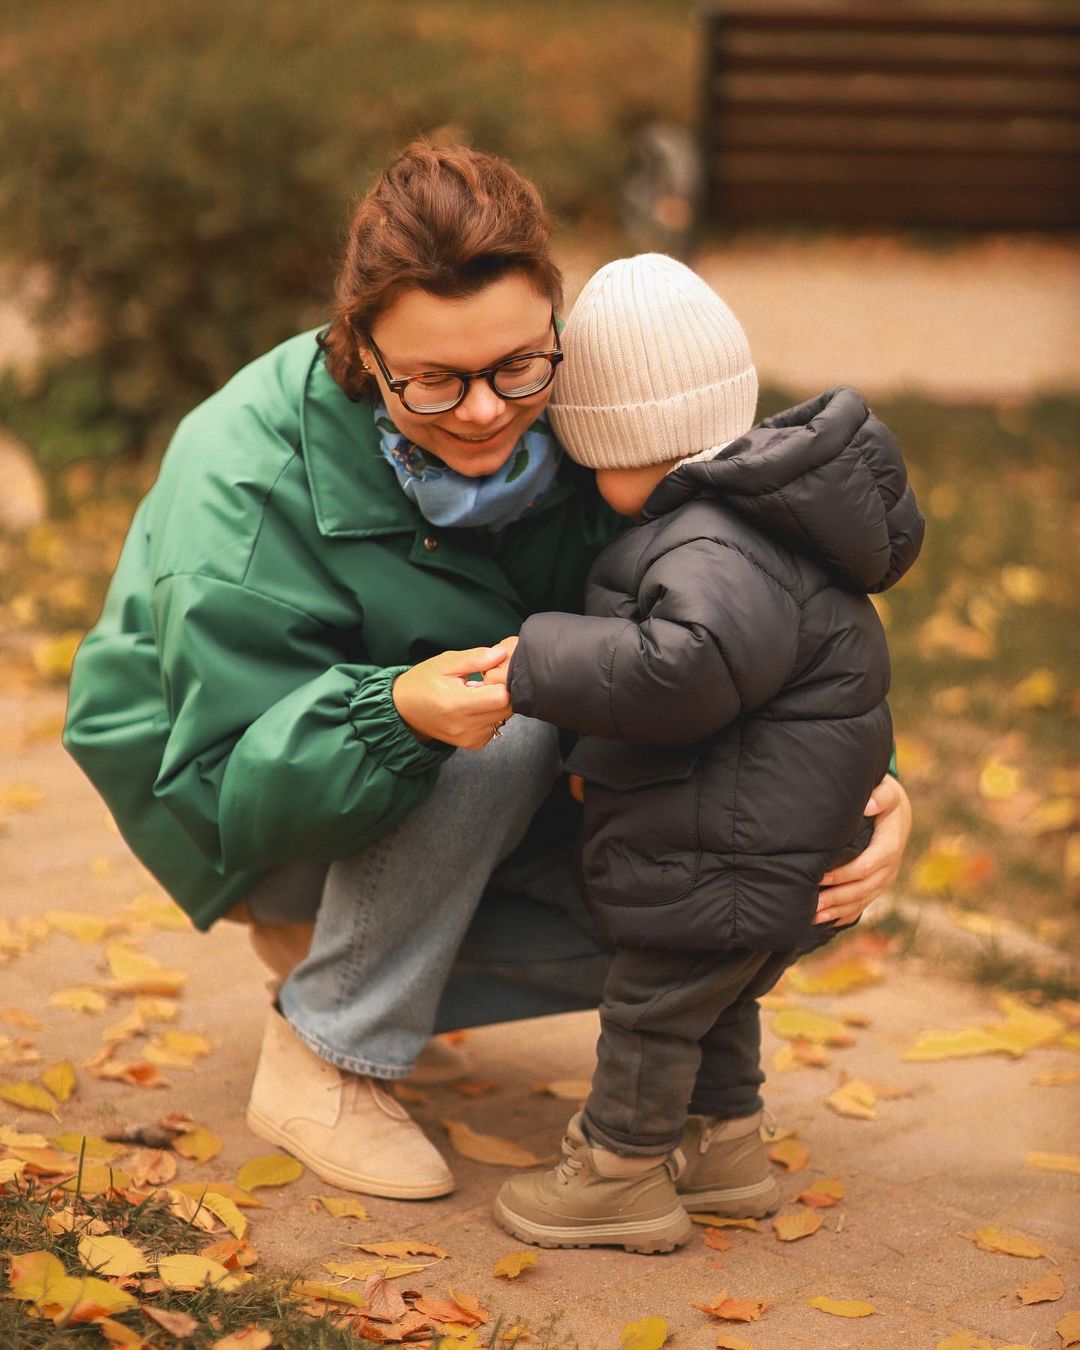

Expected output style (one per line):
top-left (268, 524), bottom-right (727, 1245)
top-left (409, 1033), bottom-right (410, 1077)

top-left (300, 343), bottom-right (419, 538)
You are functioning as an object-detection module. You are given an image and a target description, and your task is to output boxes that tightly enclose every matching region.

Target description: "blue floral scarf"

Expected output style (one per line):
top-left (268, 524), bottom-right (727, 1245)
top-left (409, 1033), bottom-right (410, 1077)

top-left (374, 402), bottom-right (562, 531)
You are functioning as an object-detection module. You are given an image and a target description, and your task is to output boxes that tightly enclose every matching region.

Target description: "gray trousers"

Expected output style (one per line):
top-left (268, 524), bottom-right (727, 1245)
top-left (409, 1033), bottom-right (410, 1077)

top-left (582, 946), bottom-right (798, 1156)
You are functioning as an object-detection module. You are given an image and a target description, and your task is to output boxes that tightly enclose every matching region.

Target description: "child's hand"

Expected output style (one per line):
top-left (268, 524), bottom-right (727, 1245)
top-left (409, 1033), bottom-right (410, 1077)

top-left (483, 635), bottom-right (519, 687)
top-left (567, 773), bottom-right (585, 804)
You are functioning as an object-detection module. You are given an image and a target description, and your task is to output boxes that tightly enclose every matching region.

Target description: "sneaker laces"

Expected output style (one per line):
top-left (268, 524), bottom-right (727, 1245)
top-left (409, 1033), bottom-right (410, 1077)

top-left (556, 1152), bottom-right (585, 1183)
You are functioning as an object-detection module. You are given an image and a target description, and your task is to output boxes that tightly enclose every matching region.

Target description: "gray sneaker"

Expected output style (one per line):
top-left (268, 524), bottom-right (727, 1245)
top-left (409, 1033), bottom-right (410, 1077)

top-left (493, 1113), bottom-right (693, 1254)
top-left (674, 1110), bottom-right (781, 1216)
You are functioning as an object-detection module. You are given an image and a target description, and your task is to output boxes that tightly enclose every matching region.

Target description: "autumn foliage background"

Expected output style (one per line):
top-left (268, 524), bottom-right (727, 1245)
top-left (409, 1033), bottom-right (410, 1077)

top-left (0, 1), bottom-right (1077, 957)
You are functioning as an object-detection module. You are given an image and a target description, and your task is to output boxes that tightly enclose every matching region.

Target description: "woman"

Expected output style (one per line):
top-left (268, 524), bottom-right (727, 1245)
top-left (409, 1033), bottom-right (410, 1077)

top-left (64, 141), bottom-right (911, 1201)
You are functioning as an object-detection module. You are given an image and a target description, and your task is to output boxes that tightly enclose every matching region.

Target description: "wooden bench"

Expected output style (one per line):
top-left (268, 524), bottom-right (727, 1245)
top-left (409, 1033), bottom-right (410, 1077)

top-left (699, 3), bottom-right (1080, 229)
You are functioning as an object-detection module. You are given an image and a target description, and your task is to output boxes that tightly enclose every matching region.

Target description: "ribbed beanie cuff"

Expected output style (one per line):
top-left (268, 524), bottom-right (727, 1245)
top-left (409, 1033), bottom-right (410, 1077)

top-left (550, 254), bottom-right (757, 470)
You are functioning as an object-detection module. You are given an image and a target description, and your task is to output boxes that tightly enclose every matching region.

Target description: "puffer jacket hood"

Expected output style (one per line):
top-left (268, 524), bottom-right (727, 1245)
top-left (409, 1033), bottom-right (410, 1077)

top-left (645, 386), bottom-right (923, 594)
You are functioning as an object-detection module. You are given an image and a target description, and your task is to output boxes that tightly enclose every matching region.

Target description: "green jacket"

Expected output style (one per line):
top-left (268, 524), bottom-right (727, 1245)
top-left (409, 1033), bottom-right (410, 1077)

top-left (64, 332), bottom-right (620, 931)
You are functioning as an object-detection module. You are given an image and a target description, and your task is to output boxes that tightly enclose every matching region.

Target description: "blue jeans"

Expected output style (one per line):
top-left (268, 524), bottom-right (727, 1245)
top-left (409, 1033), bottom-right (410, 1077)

top-left (256, 715), bottom-right (784, 1122)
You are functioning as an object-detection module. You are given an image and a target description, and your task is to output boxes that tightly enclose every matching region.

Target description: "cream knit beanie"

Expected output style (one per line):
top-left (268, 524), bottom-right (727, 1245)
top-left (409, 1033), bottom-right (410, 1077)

top-left (549, 253), bottom-right (757, 470)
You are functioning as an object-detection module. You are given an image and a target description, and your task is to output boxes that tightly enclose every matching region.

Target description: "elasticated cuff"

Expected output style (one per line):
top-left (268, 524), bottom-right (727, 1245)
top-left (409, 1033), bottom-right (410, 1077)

top-left (346, 665), bottom-right (455, 775)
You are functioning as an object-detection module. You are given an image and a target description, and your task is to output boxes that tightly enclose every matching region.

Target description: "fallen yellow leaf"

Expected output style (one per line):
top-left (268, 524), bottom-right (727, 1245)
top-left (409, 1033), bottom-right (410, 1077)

top-left (787, 958), bottom-right (882, 997)
top-left (99, 1316), bottom-right (153, 1347)
top-left (77, 1234), bottom-right (152, 1277)
top-left (808, 1295), bottom-right (875, 1317)
top-left (40, 1062), bottom-right (77, 1103)
top-left (156, 1253), bottom-right (239, 1291)
top-left (773, 1211), bottom-right (823, 1242)
top-left (48, 986), bottom-right (108, 1014)
top-left (825, 1078), bottom-right (878, 1120)
top-left (1030, 1070), bottom-right (1080, 1087)
top-left (767, 1138), bottom-right (809, 1172)
top-left (712, 1336), bottom-right (754, 1350)
top-left (352, 1239), bottom-right (447, 1259)
top-left (902, 1027), bottom-right (1020, 1062)
top-left (324, 1258), bottom-right (428, 1280)
top-left (44, 910), bottom-right (113, 943)
top-left (493, 1250), bottom-right (538, 1279)
top-left (173, 1126), bottom-right (222, 1162)
top-left (1057, 1309), bottom-right (1080, 1348)
top-left (443, 1119), bottom-right (542, 1167)
top-left (1026, 1150), bottom-right (1080, 1175)
top-left (50, 1132), bottom-right (125, 1161)
top-left (0, 1080), bottom-right (59, 1118)
top-left (0, 1158), bottom-right (27, 1184)
top-left (970, 1226), bottom-right (1044, 1258)
top-left (0, 783), bottom-right (45, 812)
top-left (1017, 1270), bottom-right (1065, 1304)
top-left (1, 1007), bottom-right (41, 1030)
top-left (235, 1153), bottom-right (304, 1191)
top-left (171, 1180), bottom-right (262, 1208)
top-left (315, 1194), bottom-right (369, 1220)
top-left (935, 1334), bottom-right (992, 1350)
top-left (798, 1177), bottom-right (845, 1208)
top-left (772, 1009), bottom-right (855, 1046)
top-left (619, 1315), bottom-right (668, 1349)
top-left (104, 944), bottom-right (186, 996)
top-left (199, 1191), bottom-right (248, 1239)
top-left (289, 1280), bottom-right (367, 1308)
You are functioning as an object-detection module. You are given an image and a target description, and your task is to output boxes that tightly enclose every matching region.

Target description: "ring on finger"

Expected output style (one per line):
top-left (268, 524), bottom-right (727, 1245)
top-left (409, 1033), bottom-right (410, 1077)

top-left (491, 719), bottom-right (508, 739)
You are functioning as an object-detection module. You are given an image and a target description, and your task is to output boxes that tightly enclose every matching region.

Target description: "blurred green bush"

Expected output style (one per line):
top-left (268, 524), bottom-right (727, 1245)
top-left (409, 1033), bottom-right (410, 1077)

top-left (0, 0), bottom-right (695, 467)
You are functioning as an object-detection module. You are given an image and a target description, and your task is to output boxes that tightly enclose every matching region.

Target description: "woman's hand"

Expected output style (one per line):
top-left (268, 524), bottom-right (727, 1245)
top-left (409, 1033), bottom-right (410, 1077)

top-left (392, 646), bottom-right (513, 751)
top-left (814, 775), bottom-right (912, 926)
top-left (482, 636), bottom-right (519, 688)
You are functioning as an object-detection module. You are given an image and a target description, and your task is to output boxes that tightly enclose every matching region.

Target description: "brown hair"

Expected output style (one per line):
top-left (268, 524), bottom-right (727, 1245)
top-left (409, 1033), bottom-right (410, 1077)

top-left (319, 140), bottom-right (564, 401)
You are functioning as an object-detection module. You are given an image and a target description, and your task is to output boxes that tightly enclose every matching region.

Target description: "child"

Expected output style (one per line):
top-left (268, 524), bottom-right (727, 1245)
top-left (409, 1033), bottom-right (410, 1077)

top-left (491, 254), bottom-right (924, 1252)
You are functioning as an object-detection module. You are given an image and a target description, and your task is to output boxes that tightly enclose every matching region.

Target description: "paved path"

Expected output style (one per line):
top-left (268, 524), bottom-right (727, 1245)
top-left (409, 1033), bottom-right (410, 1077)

top-left (1, 687), bottom-right (1077, 1348)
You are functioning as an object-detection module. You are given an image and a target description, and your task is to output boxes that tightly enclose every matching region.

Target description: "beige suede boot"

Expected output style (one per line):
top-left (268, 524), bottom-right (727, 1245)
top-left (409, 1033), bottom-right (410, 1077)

top-left (493, 1113), bottom-right (693, 1253)
top-left (245, 1008), bottom-right (453, 1199)
top-left (674, 1110), bottom-right (781, 1216)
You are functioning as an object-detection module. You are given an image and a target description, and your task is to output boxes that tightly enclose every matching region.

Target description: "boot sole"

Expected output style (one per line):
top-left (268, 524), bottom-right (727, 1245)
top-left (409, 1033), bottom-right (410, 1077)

top-left (493, 1195), bottom-right (693, 1254)
top-left (680, 1174), bottom-right (781, 1217)
top-left (245, 1105), bottom-right (454, 1200)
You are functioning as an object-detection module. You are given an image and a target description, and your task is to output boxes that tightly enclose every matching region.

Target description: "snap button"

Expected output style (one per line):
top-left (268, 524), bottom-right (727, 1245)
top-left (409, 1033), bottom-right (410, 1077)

top-left (423, 535), bottom-right (438, 552)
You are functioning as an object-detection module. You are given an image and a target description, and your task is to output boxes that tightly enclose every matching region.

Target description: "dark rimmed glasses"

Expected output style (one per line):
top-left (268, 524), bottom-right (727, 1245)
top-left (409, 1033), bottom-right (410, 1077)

top-left (365, 313), bottom-right (563, 414)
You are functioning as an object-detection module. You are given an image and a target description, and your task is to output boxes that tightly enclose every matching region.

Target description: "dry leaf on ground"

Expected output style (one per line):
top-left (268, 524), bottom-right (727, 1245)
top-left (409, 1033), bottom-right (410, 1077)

top-left (1031, 1070), bottom-right (1080, 1086)
top-left (351, 1240), bottom-right (447, 1259)
top-left (40, 1062), bottom-right (77, 1103)
top-left (493, 1250), bottom-right (537, 1279)
top-left (1058, 1310), bottom-right (1080, 1348)
top-left (690, 1216), bottom-right (759, 1230)
top-left (825, 1078), bottom-right (878, 1120)
top-left (170, 1180), bottom-right (262, 1208)
top-left (1017, 1271), bottom-right (1065, 1304)
top-left (77, 1235), bottom-right (153, 1278)
top-left (703, 1229), bottom-right (733, 1251)
top-left (1, 1007), bottom-right (42, 1029)
top-left (787, 958), bottom-right (882, 996)
top-left (1026, 1151), bottom-right (1080, 1175)
top-left (712, 1336), bottom-right (754, 1350)
top-left (315, 1194), bottom-right (368, 1220)
top-left (203, 1239), bottom-right (258, 1270)
top-left (767, 1138), bottom-right (809, 1172)
top-left (173, 1126), bottom-right (222, 1162)
top-left (693, 1290), bottom-right (768, 1322)
top-left (799, 1177), bottom-right (845, 1208)
top-left (935, 1334), bottom-right (992, 1350)
top-left (442, 1119), bottom-right (541, 1167)
top-left (325, 1258), bottom-right (428, 1280)
top-left (99, 1318), bottom-right (153, 1348)
top-left (619, 1315), bottom-right (668, 1349)
top-left (199, 1191), bottom-right (248, 1239)
top-left (771, 1009), bottom-right (855, 1046)
top-left (157, 1253), bottom-right (239, 1291)
top-left (808, 1295), bottom-right (875, 1317)
top-left (970, 1226), bottom-right (1045, 1258)
top-left (361, 1272), bottom-right (408, 1322)
top-left (235, 1153), bottom-right (303, 1190)
top-left (142, 1306), bottom-right (200, 1338)
top-left (773, 1211), bottom-right (824, 1242)
top-left (0, 1081), bottom-right (59, 1118)
top-left (126, 1148), bottom-right (177, 1187)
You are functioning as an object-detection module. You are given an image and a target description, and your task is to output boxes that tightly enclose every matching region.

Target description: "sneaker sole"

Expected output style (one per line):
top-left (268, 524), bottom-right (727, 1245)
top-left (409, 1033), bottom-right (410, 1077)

top-left (493, 1195), bottom-right (693, 1254)
top-left (679, 1174), bottom-right (781, 1217)
top-left (245, 1105), bottom-right (454, 1200)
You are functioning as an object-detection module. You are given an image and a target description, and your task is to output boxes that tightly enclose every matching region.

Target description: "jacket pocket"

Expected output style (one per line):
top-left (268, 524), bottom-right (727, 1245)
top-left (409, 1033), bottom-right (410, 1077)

top-left (568, 740), bottom-right (703, 915)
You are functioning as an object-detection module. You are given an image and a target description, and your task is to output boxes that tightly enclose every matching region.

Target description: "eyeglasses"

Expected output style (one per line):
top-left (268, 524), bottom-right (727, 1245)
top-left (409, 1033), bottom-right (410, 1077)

top-left (365, 313), bottom-right (563, 414)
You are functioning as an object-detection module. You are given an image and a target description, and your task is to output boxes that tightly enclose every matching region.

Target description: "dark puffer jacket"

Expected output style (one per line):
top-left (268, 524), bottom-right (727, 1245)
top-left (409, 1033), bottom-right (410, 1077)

top-left (507, 387), bottom-right (924, 953)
